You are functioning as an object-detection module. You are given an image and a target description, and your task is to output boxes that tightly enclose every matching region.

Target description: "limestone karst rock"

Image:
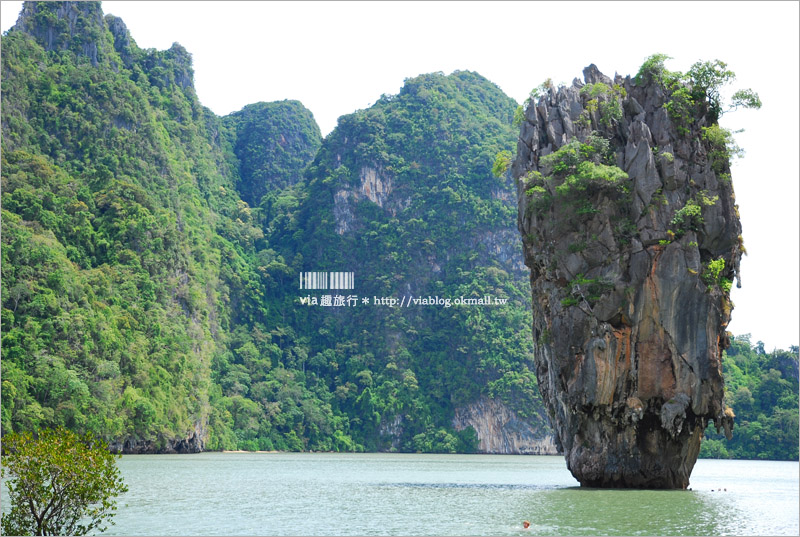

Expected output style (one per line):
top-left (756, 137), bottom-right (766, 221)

top-left (513, 64), bottom-right (742, 488)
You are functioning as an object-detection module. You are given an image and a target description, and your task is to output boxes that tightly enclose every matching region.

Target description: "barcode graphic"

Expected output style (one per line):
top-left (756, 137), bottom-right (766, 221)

top-left (300, 272), bottom-right (354, 290)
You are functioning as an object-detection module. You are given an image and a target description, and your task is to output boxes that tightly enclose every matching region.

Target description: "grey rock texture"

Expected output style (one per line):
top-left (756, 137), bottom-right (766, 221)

top-left (334, 166), bottom-right (395, 234)
top-left (14, 1), bottom-right (105, 65)
top-left (109, 422), bottom-right (206, 454)
top-left (12, 2), bottom-right (195, 88)
top-left (453, 396), bottom-right (557, 454)
top-left (513, 65), bottom-right (741, 488)
top-left (106, 14), bottom-right (135, 69)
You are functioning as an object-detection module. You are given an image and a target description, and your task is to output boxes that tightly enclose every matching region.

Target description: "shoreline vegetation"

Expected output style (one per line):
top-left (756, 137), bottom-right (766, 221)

top-left (170, 449), bottom-right (788, 461)
top-left (221, 450), bottom-right (283, 454)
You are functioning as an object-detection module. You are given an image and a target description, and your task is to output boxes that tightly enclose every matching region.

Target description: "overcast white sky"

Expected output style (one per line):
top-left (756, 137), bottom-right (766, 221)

top-left (1, 1), bottom-right (798, 350)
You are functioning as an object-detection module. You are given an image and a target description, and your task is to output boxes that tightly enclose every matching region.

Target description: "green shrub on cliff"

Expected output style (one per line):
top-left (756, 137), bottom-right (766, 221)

top-left (686, 59), bottom-right (736, 121)
top-left (580, 82), bottom-right (626, 127)
top-left (492, 149), bottom-right (513, 177)
top-left (701, 258), bottom-right (731, 292)
top-left (635, 53), bottom-right (761, 131)
top-left (532, 135), bottom-right (628, 212)
top-left (702, 124), bottom-right (744, 174)
top-left (669, 192), bottom-right (718, 238)
top-left (633, 53), bottom-right (678, 86)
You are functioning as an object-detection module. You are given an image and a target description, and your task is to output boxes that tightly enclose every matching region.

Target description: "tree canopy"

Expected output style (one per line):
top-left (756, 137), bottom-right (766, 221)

top-left (700, 336), bottom-right (799, 460)
top-left (1, 428), bottom-right (128, 536)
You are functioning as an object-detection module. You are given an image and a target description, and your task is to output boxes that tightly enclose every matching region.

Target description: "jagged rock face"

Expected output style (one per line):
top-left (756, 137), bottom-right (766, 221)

top-left (15, 1), bottom-right (105, 64)
top-left (109, 423), bottom-right (206, 454)
top-left (513, 65), bottom-right (741, 488)
top-left (333, 166), bottom-right (396, 234)
top-left (453, 397), bottom-right (557, 455)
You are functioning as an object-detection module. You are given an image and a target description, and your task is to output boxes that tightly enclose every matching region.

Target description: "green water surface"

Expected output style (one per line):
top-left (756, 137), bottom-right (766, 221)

top-left (3, 453), bottom-right (798, 535)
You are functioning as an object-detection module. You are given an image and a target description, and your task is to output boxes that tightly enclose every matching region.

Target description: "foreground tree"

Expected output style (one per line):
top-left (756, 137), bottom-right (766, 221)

top-left (1, 428), bottom-right (128, 536)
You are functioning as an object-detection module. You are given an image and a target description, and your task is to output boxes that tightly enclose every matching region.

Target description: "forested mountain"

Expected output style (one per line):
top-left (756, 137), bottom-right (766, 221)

top-left (193, 69), bottom-right (555, 454)
top-left (222, 100), bottom-right (321, 206)
top-left (255, 69), bottom-right (551, 452)
top-left (1, 1), bottom-right (551, 454)
top-left (1, 1), bottom-right (796, 459)
top-left (0, 1), bottom-right (317, 451)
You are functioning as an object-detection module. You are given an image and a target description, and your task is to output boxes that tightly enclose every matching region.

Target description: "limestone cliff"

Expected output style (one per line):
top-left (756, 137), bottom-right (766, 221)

top-left (453, 397), bottom-right (557, 454)
top-left (108, 423), bottom-right (206, 454)
top-left (14, 1), bottom-right (106, 65)
top-left (513, 65), bottom-right (741, 488)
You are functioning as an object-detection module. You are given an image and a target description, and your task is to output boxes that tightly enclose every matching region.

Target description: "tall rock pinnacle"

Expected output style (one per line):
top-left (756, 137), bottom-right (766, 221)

top-left (513, 64), bottom-right (742, 488)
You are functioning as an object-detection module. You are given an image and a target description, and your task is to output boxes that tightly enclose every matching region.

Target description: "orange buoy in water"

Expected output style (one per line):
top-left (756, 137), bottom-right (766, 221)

top-left (523, 521), bottom-right (531, 529)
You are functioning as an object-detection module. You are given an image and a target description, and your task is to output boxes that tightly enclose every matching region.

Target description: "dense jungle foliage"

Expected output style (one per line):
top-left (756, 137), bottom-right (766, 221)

top-left (700, 335), bottom-right (799, 460)
top-left (258, 68), bottom-right (547, 452)
top-left (1, 1), bottom-right (542, 454)
top-left (1, 3), bottom-right (796, 459)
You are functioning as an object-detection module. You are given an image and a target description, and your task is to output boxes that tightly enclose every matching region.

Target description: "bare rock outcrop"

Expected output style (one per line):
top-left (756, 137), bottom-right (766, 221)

top-left (453, 396), bottom-right (557, 454)
top-left (513, 65), bottom-right (741, 488)
top-left (334, 166), bottom-right (394, 234)
top-left (109, 422), bottom-right (206, 454)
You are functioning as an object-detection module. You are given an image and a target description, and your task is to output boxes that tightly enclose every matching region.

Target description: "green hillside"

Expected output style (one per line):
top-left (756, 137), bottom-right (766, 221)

top-left (701, 335), bottom-right (799, 460)
top-left (1, 1), bottom-right (545, 454)
top-left (0, 1), bottom-right (312, 451)
top-left (234, 69), bottom-right (548, 452)
top-left (223, 100), bottom-right (321, 206)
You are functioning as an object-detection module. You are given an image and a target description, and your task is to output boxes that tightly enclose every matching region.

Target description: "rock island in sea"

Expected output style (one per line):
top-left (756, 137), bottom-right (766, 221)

top-left (513, 62), bottom-right (745, 488)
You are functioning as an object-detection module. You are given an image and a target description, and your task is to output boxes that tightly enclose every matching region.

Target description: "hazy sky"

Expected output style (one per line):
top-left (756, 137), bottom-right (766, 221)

top-left (1, 1), bottom-right (798, 350)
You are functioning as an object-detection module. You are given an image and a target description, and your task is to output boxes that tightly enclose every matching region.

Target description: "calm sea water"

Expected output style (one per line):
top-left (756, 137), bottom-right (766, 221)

top-left (3, 453), bottom-right (798, 535)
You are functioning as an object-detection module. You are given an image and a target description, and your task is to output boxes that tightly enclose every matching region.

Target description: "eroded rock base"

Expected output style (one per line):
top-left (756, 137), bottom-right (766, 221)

top-left (567, 413), bottom-right (704, 488)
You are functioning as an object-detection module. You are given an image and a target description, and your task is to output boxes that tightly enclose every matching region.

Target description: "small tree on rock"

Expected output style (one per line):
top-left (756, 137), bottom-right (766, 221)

top-left (1, 427), bottom-right (128, 536)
